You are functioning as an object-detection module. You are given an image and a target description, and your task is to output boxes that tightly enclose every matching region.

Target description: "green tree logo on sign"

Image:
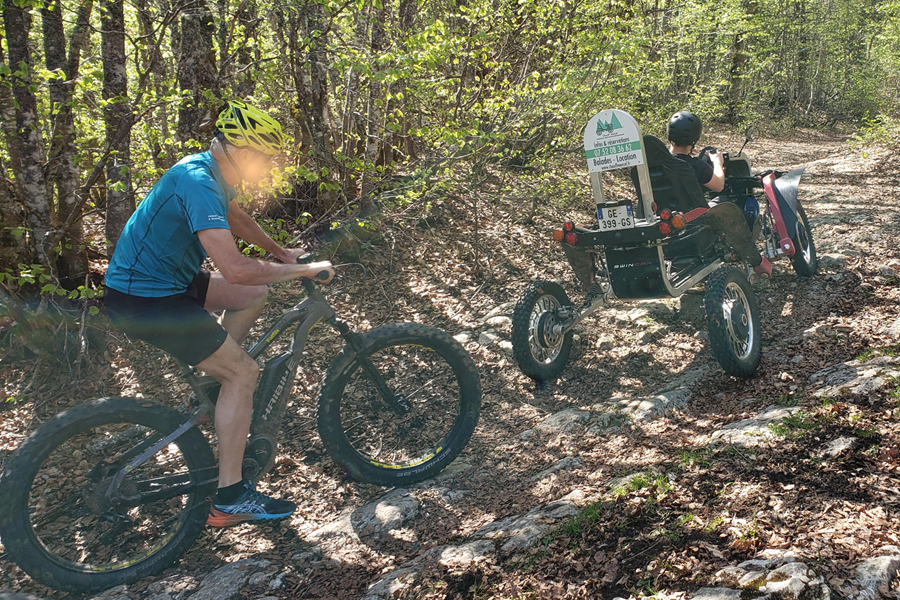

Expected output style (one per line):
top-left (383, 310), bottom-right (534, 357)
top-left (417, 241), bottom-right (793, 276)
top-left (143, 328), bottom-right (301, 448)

top-left (596, 113), bottom-right (623, 134)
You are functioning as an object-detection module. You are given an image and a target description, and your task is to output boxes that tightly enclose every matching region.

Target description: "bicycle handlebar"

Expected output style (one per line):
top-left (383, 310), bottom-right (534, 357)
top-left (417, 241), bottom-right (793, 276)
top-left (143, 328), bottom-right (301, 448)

top-left (296, 253), bottom-right (331, 287)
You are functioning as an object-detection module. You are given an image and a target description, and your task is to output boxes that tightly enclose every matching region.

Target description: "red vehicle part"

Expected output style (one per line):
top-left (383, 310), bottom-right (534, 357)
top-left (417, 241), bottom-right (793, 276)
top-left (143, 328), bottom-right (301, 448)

top-left (762, 173), bottom-right (795, 257)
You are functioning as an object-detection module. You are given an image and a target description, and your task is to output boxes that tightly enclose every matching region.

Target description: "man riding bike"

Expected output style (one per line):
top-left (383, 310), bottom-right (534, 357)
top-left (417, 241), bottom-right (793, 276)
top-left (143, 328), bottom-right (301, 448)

top-left (104, 100), bottom-right (334, 527)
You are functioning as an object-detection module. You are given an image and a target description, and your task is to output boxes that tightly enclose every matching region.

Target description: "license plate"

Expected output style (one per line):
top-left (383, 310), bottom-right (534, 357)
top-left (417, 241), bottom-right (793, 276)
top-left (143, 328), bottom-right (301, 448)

top-left (597, 203), bottom-right (635, 231)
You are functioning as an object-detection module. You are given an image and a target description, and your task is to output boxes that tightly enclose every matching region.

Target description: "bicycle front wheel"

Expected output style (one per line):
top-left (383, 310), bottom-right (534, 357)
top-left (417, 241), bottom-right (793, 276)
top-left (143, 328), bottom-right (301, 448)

top-left (0, 397), bottom-right (216, 593)
top-left (317, 323), bottom-right (481, 486)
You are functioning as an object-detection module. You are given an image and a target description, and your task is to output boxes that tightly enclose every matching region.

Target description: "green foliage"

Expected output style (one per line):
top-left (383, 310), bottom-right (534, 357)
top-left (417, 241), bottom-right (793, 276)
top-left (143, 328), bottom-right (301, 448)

top-left (768, 410), bottom-right (820, 438)
top-left (2, 0), bottom-right (900, 289)
top-left (678, 448), bottom-right (711, 468)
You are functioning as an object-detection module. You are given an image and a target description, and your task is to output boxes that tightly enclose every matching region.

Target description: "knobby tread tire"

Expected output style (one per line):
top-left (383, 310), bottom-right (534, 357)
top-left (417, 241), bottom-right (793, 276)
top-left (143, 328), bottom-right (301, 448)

top-left (704, 267), bottom-right (762, 378)
top-left (790, 203), bottom-right (818, 277)
top-left (0, 397), bottom-right (216, 593)
top-left (317, 323), bottom-right (481, 487)
top-left (511, 281), bottom-right (573, 383)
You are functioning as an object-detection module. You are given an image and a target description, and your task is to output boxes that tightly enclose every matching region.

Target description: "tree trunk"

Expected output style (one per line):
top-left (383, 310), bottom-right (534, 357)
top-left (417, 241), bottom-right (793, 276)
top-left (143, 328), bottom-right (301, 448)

top-left (176, 0), bottom-right (217, 144)
top-left (395, 0), bottom-right (417, 159)
top-left (291, 2), bottom-right (339, 212)
top-left (233, 0), bottom-right (260, 97)
top-left (360, 2), bottom-right (385, 212)
top-left (43, 0), bottom-right (93, 280)
top-left (3, 0), bottom-right (53, 269)
top-left (136, 0), bottom-right (171, 170)
top-left (101, 0), bottom-right (134, 253)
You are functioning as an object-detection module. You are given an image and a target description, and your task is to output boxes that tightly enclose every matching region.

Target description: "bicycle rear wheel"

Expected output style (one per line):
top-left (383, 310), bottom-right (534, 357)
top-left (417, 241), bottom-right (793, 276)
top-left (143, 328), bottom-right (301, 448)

top-left (317, 323), bottom-right (481, 486)
top-left (0, 397), bottom-right (216, 593)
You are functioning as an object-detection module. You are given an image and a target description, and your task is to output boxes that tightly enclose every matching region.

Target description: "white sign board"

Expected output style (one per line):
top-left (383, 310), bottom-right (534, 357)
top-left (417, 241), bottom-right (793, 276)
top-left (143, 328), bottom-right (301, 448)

top-left (583, 109), bottom-right (644, 173)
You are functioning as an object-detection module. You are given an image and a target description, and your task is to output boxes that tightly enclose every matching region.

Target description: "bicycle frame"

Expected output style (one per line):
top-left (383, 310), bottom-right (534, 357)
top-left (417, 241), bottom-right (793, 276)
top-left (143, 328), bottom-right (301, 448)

top-left (104, 280), bottom-right (406, 503)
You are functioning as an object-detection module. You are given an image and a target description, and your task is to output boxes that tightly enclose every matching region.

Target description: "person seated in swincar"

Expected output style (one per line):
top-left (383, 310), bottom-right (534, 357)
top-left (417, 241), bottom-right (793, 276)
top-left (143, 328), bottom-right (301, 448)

top-left (666, 110), bottom-right (725, 193)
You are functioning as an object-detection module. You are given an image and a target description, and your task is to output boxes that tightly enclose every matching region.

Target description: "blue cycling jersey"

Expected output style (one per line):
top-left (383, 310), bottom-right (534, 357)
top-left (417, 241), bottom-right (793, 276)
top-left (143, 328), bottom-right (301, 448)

top-left (105, 152), bottom-right (237, 297)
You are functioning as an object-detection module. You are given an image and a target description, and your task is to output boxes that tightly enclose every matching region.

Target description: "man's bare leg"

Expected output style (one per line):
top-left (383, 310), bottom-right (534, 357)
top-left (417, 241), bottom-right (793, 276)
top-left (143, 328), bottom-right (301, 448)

top-left (204, 272), bottom-right (268, 343)
top-left (195, 335), bottom-right (259, 488)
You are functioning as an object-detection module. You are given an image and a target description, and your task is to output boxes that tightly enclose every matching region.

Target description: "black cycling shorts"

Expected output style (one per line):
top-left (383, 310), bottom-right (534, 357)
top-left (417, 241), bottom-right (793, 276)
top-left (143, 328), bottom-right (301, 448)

top-left (104, 270), bottom-right (229, 366)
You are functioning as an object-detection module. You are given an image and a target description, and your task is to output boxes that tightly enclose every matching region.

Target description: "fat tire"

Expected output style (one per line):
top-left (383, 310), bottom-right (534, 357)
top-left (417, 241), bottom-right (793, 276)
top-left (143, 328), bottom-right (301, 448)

top-left (704, 267), bottom-right (762, 378)
top-left (0, 397), bottom-right (216, 593)
top-left (790, 203), bottom-right (818, 277)
top-left (317, 323), bottom-right (481, 486)
top-left (511, 281), bottom-right (573, 383)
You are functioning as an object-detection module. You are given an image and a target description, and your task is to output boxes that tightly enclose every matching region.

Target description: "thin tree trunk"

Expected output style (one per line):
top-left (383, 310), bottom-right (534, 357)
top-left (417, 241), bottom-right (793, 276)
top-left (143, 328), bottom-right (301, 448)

top-left (291, 2), bottom-right (339, 212)
top-left (43, 0), bottom-right (93, 279)
top-left (176, 0), bottom-right (217, 143)
top-left (233, 0), bottom-right (261, 96)
top-left (102, 0), bottom-right (134, 252)
top-left (395, 0), bottom-right (417, 159)
top-left (359, 1), bottom-right (385, 213)
top-left (3, 0), bottom-right (53, 269)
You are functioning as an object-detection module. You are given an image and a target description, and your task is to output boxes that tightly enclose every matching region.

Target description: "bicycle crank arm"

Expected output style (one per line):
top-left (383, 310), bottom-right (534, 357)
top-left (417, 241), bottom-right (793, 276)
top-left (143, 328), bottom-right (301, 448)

top-left (105, 405), bottom-right (210, 502)
top-left (113, 470), bottom-right (219, 507)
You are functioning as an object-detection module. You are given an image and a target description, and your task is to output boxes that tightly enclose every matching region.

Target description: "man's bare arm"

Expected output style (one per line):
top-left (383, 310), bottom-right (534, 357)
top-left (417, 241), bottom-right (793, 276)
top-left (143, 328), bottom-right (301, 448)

top-left (198, 228), bottom-right (333, 286)
top-left (705, 153), bottom-right (726, 193)
top-left (226, 200), bottom-right (293, 262)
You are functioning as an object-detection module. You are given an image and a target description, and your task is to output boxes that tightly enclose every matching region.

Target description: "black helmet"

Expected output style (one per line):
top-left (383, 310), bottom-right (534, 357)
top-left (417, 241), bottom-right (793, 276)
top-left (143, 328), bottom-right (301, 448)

top-left (666, 111), bottom-right (702, 146)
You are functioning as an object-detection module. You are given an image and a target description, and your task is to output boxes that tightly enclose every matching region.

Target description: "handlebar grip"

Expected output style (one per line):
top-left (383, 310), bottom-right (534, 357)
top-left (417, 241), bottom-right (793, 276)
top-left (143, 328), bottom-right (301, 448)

top-left (316, 270), bottom-right (330, 281)
top-left (296, 253), bottom-right (315, 265)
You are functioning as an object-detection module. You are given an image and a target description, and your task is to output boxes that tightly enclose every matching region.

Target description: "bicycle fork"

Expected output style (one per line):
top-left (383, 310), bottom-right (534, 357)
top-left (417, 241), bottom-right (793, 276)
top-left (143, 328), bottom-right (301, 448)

top-left (331, 318), bottom-right (411, 416)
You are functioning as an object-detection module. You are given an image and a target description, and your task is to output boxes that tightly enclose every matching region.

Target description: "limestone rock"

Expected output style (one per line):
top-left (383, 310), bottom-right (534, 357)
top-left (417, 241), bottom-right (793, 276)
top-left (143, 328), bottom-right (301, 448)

top-left (485, 315), bottom-right (512, 329)
top-left (852, 547), bottom-right (900, 600)
top-left (877, 265), bottom-right (898, 279)
top-left (710, 405), bottom-right (802, 447)
top-left (190, 558), bottom-right (271, 600)
top-left (143, 574), bottom-right (201, 600)
top-left (437, 540), bottom-right (495, 568)
top-left (595, 333), bottom-right (616, 351)
top-left (810, 356), bottom-right (900, 397)
top-left (477, 330), bottom-right (500, 346)
top-left (690, 588), bottom-right (743, 599)
top-left (361, 566), bottom-right (420, 600)
top-left (476, 302), bottom-right (515, 324)
top-left (536, 408), bottom-right (590, 434)
top-left (453, 332), bottom-right (472, 343)
top-left (821, 436), bottom-right (857, 457)
top-left (530, 456), bottom-right (582, 481)
top-left (878, 316), bottom-right (900, 340)
top-left (352, 489), bottom-right (420, 537)
top-left (473, 500), bottom-right (578, 554)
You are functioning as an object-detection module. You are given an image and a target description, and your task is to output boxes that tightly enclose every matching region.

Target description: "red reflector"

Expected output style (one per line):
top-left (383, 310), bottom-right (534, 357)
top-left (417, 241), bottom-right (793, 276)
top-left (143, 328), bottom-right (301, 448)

top-left (565, 232), bottom-right (578, 245)
top-left (671, 214), bottom-right (686, 229)
top-left (552, 228), bottom-right (564, 242)
top-left (659, 222), bottom-right (671, 236)
top-left (563, 221), bottom-right (575, 232)
top-left (659, 209), bottom-right (671, 221)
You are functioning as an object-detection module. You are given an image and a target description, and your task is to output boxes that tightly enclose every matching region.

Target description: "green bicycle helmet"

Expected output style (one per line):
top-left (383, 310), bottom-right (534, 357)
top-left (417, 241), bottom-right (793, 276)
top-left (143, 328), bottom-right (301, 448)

top-left (215, 100), bottom-right (285, 155)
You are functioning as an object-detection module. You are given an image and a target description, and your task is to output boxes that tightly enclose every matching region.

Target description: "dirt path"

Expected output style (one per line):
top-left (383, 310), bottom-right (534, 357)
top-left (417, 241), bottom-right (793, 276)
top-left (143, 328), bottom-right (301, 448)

top-left (3, 130), bottom-right (900, 600)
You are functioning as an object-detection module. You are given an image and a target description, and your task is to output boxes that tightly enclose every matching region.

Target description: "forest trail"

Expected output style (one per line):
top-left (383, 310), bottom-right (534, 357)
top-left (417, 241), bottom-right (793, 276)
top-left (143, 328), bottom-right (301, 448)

top-left (4, 130), bottom-right (900, 599)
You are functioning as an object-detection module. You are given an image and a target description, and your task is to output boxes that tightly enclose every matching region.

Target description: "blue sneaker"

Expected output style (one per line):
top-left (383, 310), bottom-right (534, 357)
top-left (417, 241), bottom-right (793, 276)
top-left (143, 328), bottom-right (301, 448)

top-left (207, 483), bottom-right (296, 527)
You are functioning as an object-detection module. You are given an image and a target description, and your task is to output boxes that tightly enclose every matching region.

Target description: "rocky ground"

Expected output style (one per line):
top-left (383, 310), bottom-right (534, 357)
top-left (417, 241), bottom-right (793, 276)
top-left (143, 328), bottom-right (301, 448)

top-left (3, 128), bottom-right (900, 600)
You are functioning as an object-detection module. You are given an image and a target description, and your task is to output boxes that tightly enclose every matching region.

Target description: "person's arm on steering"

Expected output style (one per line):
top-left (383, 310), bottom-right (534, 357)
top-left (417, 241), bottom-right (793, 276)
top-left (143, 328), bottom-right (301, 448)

top-left (705, 151), bottom-right (726, 193)
top-left (198, 228), bottom-right (333, 285)
top-left (226, 200), bottom-right (305, 263)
